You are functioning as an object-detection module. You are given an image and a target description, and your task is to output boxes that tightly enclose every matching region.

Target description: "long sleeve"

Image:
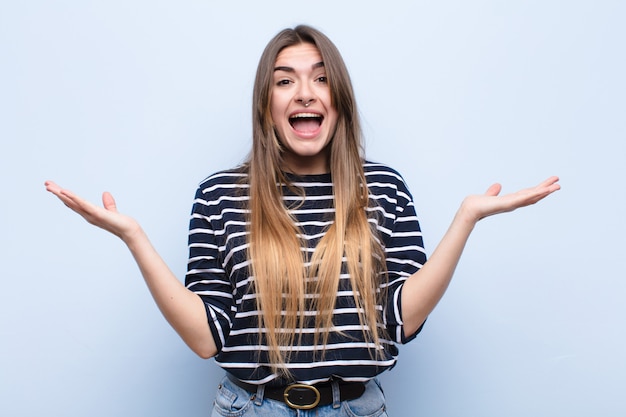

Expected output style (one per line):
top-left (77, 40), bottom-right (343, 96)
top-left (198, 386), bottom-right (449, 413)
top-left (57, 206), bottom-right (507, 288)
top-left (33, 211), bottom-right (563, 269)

top-left (365, 163), bottom-right (428, 344)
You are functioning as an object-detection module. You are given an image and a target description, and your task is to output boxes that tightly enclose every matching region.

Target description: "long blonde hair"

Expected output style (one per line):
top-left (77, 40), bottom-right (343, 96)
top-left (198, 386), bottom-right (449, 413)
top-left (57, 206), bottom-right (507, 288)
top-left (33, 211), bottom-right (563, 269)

top-left (246, 25), bottom-right (387, 376)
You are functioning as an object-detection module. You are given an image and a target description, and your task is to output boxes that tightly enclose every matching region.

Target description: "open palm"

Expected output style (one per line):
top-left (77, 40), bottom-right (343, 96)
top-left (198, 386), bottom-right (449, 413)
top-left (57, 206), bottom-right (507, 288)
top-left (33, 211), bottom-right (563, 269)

top-left (463, 176), bottom-right (560, 222)
top-left (45, 181), bottom-right (140, 241)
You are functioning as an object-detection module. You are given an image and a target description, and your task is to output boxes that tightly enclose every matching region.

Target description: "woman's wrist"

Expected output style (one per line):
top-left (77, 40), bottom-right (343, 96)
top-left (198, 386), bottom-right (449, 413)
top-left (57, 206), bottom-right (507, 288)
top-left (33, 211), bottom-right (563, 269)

top-left (121, 223), bottom-right (147, 248)
top-left (456, 198), bottom-right (481, 227)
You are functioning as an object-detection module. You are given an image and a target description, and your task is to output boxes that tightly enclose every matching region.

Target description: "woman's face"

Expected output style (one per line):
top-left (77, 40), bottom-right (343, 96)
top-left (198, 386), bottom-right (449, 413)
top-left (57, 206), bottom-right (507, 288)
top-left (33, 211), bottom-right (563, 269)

top-left (270, 43), bottom-right (338, 175)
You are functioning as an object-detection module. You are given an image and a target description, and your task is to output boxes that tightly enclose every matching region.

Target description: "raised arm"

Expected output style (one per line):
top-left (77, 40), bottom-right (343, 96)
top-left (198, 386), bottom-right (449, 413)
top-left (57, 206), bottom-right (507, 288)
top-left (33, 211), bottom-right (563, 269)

top-left (401, 176), bottom-right (561, 335)
top-left (45, 181), bottom-right (217, 358)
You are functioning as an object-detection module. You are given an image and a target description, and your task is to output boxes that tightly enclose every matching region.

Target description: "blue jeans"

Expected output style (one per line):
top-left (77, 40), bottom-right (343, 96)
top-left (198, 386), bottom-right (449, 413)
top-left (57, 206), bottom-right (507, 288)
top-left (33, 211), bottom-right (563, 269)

top-left (211, 375), bottom-right (388, 417)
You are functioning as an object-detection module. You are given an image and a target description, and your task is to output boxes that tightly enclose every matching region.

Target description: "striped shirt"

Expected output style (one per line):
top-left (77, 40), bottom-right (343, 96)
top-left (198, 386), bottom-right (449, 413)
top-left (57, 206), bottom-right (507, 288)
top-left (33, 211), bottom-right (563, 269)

top-left (185, 161), bottom-right (427, 385)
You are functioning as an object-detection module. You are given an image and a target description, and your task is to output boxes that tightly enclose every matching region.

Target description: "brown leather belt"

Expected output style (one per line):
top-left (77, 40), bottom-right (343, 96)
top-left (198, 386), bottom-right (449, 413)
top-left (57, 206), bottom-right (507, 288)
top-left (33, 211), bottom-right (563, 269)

top-left (227, 374), bottom-right (366, 410)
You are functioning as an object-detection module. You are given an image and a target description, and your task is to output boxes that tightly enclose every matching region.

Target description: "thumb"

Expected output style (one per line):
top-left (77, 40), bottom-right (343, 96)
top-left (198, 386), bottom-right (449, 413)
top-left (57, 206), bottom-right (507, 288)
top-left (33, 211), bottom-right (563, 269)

top-left (102, 191), bottom-right (118, 212)
top-left (485, 183), bottom-right (502, 197)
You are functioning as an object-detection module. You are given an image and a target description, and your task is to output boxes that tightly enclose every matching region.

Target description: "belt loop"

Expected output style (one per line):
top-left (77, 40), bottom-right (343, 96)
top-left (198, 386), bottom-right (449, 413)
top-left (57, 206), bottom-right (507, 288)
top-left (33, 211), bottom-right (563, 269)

top-left (331, 379), bottom-right (341, 409)
top-left (254, 383), bottom-right (265, 406)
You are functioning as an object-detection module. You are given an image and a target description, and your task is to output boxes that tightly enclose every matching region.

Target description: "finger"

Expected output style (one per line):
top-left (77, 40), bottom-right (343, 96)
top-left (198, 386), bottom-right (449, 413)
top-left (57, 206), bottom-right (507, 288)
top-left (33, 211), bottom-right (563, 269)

top-left (102, 192), bottom-right (118, 212)
top-left (485, 183), bottom-right (502, 197)
top-left (530, 177), bottom-right (560, 200)
top-left (44, 180), bottom-right (63, 196)
top-left (50, 186), bottom-right (99, 217)
top-left (537, 176), bottom-right (560, 190)
top-left (45, 181), bottom-right (81, 211)
top-left (520, 177), bottom-right (561, 206)
top-left (45, 181), bottom-right (81, 206)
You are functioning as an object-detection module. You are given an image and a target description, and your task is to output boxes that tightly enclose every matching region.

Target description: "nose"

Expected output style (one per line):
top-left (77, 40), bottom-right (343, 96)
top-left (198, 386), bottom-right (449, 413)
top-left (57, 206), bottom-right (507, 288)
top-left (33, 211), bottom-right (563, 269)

top-left (297, 97), bottom-right (314, 107)
top-left (296, 82), bottom-right (315, 107)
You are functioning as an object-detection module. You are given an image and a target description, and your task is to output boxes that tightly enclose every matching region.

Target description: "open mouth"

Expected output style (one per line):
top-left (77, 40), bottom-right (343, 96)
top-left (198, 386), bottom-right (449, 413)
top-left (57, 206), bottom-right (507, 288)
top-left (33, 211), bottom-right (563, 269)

top-left (289, 112), bottom-right (324, 133)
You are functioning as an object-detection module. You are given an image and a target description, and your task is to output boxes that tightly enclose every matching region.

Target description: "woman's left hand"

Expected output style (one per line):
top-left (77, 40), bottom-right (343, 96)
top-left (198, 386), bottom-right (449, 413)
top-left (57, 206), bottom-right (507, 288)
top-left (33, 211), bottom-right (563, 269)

top-left (400, 175), bottom-right (561, 335)
top-left (461, 176), bottom-right (561, 223)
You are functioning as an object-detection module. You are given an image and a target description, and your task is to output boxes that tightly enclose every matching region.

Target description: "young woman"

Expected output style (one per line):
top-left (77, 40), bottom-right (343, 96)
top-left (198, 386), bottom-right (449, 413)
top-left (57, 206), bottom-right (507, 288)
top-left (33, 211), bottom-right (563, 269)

top-left (46, 25), bottom-right (560, 417)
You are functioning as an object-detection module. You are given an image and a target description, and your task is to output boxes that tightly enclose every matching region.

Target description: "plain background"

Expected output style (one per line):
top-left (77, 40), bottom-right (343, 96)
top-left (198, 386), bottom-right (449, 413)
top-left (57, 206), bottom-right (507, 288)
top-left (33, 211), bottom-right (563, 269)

top-left (1, 1), bottom-right (625, 416)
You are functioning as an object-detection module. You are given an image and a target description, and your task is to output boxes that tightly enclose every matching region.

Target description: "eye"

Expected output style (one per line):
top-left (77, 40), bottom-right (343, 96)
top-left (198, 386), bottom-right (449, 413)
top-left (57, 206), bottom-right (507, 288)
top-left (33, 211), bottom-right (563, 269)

top-left (316, 76), bottom-right (328, 84)
top-left (276, 79), bottom-right (292, 86)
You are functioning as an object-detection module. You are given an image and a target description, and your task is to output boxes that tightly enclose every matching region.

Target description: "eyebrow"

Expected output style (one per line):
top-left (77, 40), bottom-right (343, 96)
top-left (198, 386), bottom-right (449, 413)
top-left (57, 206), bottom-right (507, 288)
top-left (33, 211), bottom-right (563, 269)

top-left (274, 61), bottom-right (325, 73)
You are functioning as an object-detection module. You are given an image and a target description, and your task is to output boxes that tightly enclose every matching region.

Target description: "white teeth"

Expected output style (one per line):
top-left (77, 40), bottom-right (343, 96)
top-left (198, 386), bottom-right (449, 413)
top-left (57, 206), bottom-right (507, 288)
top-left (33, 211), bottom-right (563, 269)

top-left (290, 113), bottom-right (321, 118)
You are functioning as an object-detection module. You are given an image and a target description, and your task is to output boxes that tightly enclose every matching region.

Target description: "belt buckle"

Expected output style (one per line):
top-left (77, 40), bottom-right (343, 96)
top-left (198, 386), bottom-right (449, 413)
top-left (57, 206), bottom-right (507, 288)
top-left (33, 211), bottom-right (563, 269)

top-left (283, 383), bottom-right (321, 410)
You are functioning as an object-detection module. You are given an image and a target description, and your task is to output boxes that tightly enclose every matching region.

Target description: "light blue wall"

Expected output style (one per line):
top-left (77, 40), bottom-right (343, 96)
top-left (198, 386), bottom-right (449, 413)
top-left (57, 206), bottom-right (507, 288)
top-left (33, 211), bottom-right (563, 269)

top-left (1, 1), bottom-right (625, 416)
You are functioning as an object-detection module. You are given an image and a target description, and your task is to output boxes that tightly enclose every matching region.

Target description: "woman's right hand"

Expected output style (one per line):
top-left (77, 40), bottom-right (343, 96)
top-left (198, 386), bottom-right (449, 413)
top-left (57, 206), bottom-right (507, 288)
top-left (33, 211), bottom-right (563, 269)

top-left (46, 180), bottom-right (218, 358)
top-left (45, 180), bottom-right (141, 242)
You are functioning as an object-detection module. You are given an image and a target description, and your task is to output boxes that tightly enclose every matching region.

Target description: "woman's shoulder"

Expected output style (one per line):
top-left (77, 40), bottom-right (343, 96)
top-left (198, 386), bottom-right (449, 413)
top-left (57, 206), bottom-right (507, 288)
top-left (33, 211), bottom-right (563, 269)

top-left (198, 165), bottom-right (249, 187)
top-left (363, 160), bottom-right (409, 187)
top-left (195, 164), bottom-right (249, 199)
